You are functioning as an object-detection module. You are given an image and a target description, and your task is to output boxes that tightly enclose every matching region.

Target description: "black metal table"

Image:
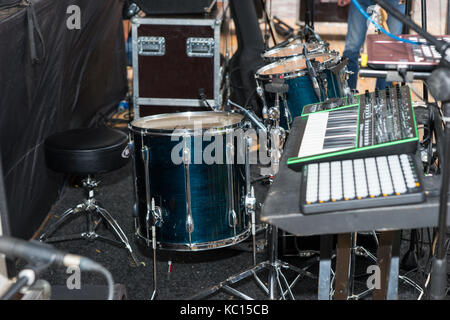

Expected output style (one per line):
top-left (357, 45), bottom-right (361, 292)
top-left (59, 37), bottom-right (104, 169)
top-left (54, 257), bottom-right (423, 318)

top-left (261, 117), bottom-right (449, 299)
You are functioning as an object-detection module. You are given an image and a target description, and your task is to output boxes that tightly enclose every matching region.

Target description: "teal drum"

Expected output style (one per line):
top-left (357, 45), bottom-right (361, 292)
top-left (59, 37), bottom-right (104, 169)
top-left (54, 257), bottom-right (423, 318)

top-left (129, 112), bottom-right (251, 251)
top-left (255, 51), bottom-right (350, 131)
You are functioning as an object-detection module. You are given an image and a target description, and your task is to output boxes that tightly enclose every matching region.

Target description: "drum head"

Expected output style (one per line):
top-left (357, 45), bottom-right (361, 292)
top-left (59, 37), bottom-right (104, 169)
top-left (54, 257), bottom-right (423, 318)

top-left (130, 111), bottom-right (244, 133)
top-left (263, 42), bottom-right (324, 60)
top-left (256, 52), bottom-right (339, 80)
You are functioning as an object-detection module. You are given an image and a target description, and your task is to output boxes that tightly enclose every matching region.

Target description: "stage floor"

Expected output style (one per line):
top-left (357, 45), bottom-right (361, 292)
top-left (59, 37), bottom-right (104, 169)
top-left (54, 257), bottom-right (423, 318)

top-left (34, 157), bottom-right (424, 300)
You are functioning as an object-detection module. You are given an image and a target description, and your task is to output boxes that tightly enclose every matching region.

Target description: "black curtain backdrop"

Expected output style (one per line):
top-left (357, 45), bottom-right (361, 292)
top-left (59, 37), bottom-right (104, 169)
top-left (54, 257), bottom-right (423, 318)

top-left (0, 0), bottom-right (127, 239)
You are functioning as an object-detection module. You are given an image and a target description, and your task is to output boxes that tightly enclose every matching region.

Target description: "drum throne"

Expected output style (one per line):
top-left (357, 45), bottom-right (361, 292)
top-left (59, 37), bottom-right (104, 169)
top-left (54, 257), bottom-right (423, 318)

top-left (39, 127), bottom-right (139, 265)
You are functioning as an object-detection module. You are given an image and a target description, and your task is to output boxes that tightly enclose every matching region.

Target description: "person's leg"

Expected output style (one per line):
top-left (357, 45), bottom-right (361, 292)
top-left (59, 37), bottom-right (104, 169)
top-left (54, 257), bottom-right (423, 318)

top-left (343, 0), bottom-right (374, 90)
top-left (386, 0), bottom-right (405, 35)
top-left (375, 0), bottom-right (406, 89)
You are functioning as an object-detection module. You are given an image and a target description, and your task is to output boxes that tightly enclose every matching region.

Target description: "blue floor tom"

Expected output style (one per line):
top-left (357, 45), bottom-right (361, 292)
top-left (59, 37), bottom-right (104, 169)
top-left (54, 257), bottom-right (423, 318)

top-left (129, 112), bottom-right (251, 251)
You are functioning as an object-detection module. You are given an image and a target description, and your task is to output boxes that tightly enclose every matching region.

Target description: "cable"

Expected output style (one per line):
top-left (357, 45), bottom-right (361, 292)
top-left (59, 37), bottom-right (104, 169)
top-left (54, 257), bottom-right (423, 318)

top-left (80, 259), bottom-right (115, 300)
top-left (418, 232), bottom-right (439, 300)
top-left (100, 267), bottom-right (114, 301)
top-left (1, 277), bottom-right (29, 300)
top-left (351, 0), bottom-right (422, 46)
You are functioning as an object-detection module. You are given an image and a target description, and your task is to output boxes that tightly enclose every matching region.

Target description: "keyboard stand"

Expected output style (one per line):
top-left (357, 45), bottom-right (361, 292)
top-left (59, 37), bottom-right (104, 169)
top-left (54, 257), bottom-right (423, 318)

top-left (359, 67), bottom-right (431, 82)
top-left (262, 115), bottom-right (450, 300)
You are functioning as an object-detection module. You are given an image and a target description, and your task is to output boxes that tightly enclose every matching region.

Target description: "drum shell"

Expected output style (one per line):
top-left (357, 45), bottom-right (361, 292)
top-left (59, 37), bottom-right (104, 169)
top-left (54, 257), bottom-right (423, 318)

top-left (285, 68), bottom-right (344, 118)
top-left (131, 125), bottom-right (249, 250)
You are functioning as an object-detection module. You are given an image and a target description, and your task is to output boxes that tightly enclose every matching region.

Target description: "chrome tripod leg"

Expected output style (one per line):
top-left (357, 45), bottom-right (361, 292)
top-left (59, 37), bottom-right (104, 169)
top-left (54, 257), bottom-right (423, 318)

top-left (281, 272), bottom-right (302, 299)
top-left (150, 225), bottom-right (157, 300)
top-left (275, 268), bottom-right (284, 300)
top-left (253, 272), bottom-right (269, 294)
top-left (95, 205), bottom-right (140, 266)
top-left (222, 285), bottom-right (254, 300)
top-left (40, 207), bottom-right (78, 241)
top-left (251, 210), bottom-right (257, 266)
top-left (267, 226), bottom-right (278, 300)
top-left (43, 233), bottom-right (85, 243)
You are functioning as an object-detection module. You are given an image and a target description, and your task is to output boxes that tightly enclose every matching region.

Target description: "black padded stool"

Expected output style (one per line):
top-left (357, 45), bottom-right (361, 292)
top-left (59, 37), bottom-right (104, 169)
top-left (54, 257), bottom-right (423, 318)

top-left (39, 127), bottom-right (139, 265)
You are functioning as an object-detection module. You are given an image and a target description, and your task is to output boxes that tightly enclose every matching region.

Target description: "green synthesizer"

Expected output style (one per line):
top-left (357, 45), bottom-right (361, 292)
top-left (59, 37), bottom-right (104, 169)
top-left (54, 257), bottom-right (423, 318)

top-left (287, 85), bottom-right (419, 172)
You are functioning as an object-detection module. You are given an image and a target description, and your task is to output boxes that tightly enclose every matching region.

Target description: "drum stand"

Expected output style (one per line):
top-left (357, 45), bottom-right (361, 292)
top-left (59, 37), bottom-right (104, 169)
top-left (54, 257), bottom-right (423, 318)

top-left (189, 138), bottom-right (315, 301)
top-left (189, 223), bottom-right (316, 300)
top-left (141, 142), bottom-right (163, 300)
top-left (129, 134), bottom-right (162, 300)
top-left (259, 79), bottom-right (288, 178)
top-left (39, 176), bottom-right (140, 266)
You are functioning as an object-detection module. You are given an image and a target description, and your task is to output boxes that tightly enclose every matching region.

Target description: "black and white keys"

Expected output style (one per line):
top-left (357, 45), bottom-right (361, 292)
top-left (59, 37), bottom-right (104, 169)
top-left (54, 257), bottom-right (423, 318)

top-left (298, 106), bottom-right (358, 159)
top-left (301, 154), bottom-right (425, 214)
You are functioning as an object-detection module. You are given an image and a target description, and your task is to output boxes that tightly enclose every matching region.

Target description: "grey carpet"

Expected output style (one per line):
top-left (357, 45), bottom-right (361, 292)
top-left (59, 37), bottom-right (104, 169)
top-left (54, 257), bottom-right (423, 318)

top-left (34, 162), bottom-right (428, 300)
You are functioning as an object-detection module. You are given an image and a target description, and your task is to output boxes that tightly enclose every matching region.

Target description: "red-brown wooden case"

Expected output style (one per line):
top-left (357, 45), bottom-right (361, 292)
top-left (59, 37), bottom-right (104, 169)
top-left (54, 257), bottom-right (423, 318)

top-left (131, 4), bottom-right (230, 118)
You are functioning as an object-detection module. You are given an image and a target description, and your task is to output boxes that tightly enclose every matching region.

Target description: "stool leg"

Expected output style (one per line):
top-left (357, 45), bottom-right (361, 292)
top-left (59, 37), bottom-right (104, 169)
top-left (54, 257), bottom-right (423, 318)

top-left (94, 205), bottom-right (140, 266)
top-left (40, 207), bottom-right (79, 241)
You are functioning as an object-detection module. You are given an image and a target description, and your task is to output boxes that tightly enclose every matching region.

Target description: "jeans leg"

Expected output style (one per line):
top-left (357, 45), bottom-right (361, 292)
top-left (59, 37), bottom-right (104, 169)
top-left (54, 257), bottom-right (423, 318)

top-left (376, 0), bottom-right (405, 89)
top-left (386, 0), bottom-right (405, 35)
top-left (343, 0), bottom-right (373, 90)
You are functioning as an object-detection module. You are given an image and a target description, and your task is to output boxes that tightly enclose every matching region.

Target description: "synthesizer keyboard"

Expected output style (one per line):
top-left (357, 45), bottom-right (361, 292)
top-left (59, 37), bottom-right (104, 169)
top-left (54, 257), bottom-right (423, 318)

top-left (287, 85), bottom-right (419, 171)
top-left (300, 154), bottom-right (425, 214)
top-left (367, 34), bottom-right (450, 71)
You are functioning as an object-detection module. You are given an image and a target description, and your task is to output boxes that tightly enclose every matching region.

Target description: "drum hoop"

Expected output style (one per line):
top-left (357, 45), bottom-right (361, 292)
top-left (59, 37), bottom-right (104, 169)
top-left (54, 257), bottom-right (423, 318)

top-left (256, 51), bottom-right (341, 81)
top-left (135, 227), bottom-right (251, 251)
top-left (129, 111), bottom-right (245, 136)
top-left (262, 43), bottom-right (325, 59)
top-left (255, 56), bottom-right (308, 81)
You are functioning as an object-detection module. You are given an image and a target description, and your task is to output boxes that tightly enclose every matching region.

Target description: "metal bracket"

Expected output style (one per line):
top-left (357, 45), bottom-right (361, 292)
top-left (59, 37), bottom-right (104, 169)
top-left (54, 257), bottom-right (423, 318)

top-left (186, 37), bottom-right (215, 57)
top-left (151, 198), bottom-right (163, 227)
top-left (138, 37), bottom-right (166, 56)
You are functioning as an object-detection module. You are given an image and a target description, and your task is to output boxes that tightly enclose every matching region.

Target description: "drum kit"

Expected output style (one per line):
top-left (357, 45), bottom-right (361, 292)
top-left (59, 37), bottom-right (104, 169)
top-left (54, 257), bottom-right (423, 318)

top-left (127, 31), bottom-right (352, 300)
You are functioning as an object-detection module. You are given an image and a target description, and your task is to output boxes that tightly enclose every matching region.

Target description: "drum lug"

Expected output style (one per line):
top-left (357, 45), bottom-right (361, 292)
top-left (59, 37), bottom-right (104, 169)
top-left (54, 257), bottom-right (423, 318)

top-left (183, 139), bottom-right (194, 243)
top-left (228, 209), bottom-right (237, 228)
top-left (256, 83), bottom-right (269, 120)
top-left (226, 140), bottom-right (237, 231)
top-left (268, 127), bottom-right (286, 176)
top-left (186, 214), bottom-right (194, 234)
top-left (322, 78), bottom-right (329, 100)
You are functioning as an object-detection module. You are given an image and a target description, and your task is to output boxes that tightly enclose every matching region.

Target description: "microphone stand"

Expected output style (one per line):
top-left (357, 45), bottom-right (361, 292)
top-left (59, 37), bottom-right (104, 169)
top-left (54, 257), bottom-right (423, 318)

top-left (303, 44), bottom-right (322, 100)
top-left (430, 97), bottom-right (450, 300)
top-left (372, 0), bottom-right (450, 300)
